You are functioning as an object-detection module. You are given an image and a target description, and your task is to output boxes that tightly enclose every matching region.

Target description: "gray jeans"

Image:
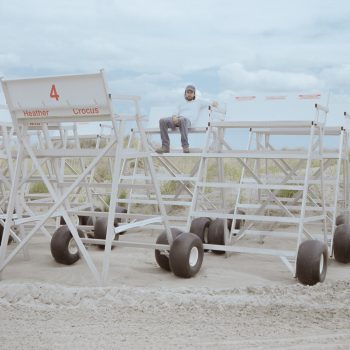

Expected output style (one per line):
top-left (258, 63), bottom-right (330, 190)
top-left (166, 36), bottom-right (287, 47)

top-left (159, 116), bottom-right (191, 149)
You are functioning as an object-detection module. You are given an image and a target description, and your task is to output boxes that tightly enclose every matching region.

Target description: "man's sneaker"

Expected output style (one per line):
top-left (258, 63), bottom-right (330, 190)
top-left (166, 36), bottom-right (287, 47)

top-left (155, 146), bottom-right (170, 154)
top-left (183, 147), bottom-right (190, 153)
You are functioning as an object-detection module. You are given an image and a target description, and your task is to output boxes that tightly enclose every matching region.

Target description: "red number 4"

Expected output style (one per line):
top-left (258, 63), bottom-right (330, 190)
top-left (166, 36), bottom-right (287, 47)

top-left (50, 84), bottom-right (60, 101)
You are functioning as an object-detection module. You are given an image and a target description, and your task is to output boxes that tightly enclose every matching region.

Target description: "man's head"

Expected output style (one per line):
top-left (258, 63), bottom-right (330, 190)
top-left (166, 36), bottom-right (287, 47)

top-left (184, 84), bottom-right (196, 101)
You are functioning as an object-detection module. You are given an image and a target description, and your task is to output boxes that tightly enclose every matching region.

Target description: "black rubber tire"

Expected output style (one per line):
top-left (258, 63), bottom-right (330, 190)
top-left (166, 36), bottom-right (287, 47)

top-left (0, 225), bottom-right (13, 245)
top-left (333, 224), bottom-right (350, 263)
top-left (79, 215), bottom-right (88, 226)
top-left (227, 209), bottom-right (245, 231)
top-left (296, 240), bottom-right (328, 286)
top-left (0, 211), bottom-right (14, 245)
top-left (94, 217), bottom-right (118, 250)
top-left (207, 218), bottom-right (225, 255)
top-left (86, 207), bottom-right (102, 226)
top-left (115, 206), bottom-right (127, 235)
top-left (336, 214), bottom-right (349, 226)
top-left (50, 225), bottom-right (85, 265)
top-left (155, 228), bottom-right (182, 271)
top-left (86, 217), bottom-right (93, 226)
top-left (190, 217), bottom-right (211, 243)
top-left (169, 232), bottom-right (204, 278)
top-left (87, 207), bottom-right (126, 233)
top-left (60, 215), bottom-right (84, 226)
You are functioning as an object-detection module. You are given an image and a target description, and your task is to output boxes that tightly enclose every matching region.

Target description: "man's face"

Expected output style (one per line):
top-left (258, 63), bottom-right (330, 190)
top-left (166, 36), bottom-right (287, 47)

top-left (185, 89), bottom-right (195, 101)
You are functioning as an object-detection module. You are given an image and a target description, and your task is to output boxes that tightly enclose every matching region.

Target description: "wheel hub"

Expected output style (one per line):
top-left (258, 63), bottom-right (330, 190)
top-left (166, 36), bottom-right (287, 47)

top-left (204, 227), bottom-right (209, 244)
top-left (319, 254), bottom-right (324, 275)
top-left (68, 238), bottom-right (78, 255)
top-left (189, 246), bottom-right (199, 267)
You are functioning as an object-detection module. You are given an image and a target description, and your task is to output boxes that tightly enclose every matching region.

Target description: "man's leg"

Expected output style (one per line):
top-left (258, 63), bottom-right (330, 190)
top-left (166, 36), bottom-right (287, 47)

top-left (178, 117), bottom-right (191, 152)
top-left (157, 117), bottom-right (175, 153)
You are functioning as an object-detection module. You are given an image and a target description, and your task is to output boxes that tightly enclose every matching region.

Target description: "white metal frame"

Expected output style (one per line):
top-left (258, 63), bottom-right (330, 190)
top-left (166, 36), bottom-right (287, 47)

top-left (187, 96), bottom-right (330, 277)
top-left (119, 105), bottom-right (225, 230)
top-left (0, 70), bottom-right (173, 285)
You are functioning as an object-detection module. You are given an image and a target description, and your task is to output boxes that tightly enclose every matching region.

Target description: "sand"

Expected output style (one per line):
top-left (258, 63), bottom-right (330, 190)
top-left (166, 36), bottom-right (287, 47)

top-left (1, 230), bottom-right (350, 349)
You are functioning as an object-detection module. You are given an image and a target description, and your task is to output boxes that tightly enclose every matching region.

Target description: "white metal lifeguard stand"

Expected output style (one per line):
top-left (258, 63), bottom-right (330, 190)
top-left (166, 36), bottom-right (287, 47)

top-left (0, 70), bottom-right (204, 285)
top-left (187, 93), bottom-right (333, 285)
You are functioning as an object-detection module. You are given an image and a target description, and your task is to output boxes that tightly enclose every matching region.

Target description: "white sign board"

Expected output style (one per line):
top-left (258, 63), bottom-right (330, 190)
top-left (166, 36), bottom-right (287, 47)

top-left (226, 93), bottom-right (329, 123)
top-left (1, 71), bottom-right (112, 123)
top-left (0, 104), bottom-right (11, 123)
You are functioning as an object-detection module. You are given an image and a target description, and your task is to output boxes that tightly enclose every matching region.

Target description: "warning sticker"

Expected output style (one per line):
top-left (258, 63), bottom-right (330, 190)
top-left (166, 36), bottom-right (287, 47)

top-left (298, 94), bottom-right (321, 100)
top-left (265, 96), bottom-right (287, 100)
top-left (235, 96), bottom-right (256, 101)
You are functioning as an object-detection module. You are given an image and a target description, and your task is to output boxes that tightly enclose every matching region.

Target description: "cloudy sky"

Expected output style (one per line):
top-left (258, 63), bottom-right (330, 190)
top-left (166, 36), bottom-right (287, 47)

top-left (1, 0), bottom-right (350, 115)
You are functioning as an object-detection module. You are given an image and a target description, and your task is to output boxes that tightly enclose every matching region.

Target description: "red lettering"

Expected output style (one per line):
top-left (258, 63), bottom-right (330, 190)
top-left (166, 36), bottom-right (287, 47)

top-left (265, 96), bottom-right (287, 100)
top-left (298, 94), bottom-right (321, 100)
top-left (73, 107), bottom-right (100, 115)
top-left (50, 84), bottom-right (60, 101)
top-left (23, 110), bottom-right (49, 117)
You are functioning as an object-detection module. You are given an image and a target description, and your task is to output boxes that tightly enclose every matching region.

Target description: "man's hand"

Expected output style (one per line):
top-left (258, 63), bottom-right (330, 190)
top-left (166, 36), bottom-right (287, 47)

top-left (172, 115), bottom-right (180, 127)
top-left (211, 101), bottom-right (219, 108)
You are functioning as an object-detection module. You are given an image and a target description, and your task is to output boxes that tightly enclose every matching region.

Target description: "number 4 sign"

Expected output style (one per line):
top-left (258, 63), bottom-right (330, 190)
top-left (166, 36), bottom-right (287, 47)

top-left (50, 84), bottom-right (60, 101)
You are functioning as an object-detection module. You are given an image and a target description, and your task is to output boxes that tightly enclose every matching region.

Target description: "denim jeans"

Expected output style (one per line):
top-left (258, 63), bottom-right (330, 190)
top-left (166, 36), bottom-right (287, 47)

top-left (159, 116), bottom-right (191, 149)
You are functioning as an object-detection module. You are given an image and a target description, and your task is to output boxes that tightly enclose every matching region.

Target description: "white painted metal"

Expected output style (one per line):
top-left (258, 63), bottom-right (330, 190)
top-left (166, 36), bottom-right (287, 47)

top-left (187, 93), bottom-right (332, 278)
top-left (0, 78), bottom-right (348, 285)
top-left (120, 105), bottom-right (224, 229)
top-left (0, 70), bottom-right (174, 285)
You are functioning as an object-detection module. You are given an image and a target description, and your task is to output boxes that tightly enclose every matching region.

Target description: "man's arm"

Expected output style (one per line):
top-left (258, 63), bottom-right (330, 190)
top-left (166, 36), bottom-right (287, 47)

top-left (199, 99), bottom-right (219, 109)
top-left (171, 104), bottom-right (181, 126)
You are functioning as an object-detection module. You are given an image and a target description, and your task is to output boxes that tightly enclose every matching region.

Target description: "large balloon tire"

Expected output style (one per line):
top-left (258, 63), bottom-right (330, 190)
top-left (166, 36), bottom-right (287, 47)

top-left (336, 214), bottom-right (349, 226)
top-left (190, 217), bottom-right (211, 243)
top-left (50, 225), bottom-right (85, 265)
top-left (60, 215), bottom-right (84, 226)
top-left (115, 206), bottom-right (127, 235)
top-left (207, 218), bottom-right (225, 255)
top-left (333, 224), bottom-right (350, 263)
top-left (169, 232), bottom-right (204, 278)
top-left (0, 225), bottom-right (13, 246)
top-left (227, 209), bottom-right (245, 231)
top-left (88, 206), bottom-right (127, 233)
top-left (94, 217), bottom-right (118, 250)
top-left (155, 228), bottom-right (183, 271)
top-left (86, 207), bottom-right (102, 227)
top-left (296, 240), bottom-right (328, 286)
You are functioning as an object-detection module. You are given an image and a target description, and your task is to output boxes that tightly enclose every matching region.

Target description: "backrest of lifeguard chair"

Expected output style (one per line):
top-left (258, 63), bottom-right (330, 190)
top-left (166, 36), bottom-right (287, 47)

top-left (147, 104), bottom-right (212, 148)
top-left (0, 84), bottom-right (11, 123)
top-left (0, 104), bottom-right (11, 123)
top-left (226, 93), bottom-right (329, 123)
top-left (327, 95), bottom-right (350, 128)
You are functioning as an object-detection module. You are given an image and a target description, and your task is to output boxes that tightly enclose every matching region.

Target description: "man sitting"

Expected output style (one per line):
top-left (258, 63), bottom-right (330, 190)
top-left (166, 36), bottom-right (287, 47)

top-left (156, 85), bottom-right (218, 153)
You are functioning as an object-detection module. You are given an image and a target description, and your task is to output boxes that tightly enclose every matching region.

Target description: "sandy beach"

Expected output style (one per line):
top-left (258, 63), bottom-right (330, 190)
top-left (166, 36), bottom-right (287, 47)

top-left (1, 230), bottom-right (350, 349)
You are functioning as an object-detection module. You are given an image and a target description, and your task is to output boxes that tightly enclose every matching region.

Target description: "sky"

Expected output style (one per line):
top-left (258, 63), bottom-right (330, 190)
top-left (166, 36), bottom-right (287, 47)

top-left (0, 0), bottom-right (350, 118)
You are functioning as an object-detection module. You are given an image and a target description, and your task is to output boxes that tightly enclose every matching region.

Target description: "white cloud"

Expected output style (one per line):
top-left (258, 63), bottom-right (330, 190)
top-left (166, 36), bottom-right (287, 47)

top-left (1, 0), bottom-right (349, 75)
top-left (0, 53), bottom-right (20, 67)
top-left (0, 0), bottom-right (349, 112)
top-left (320, 65), bottom-right (350, 92)
top-left (108, 72), bottom-right (187, 114)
